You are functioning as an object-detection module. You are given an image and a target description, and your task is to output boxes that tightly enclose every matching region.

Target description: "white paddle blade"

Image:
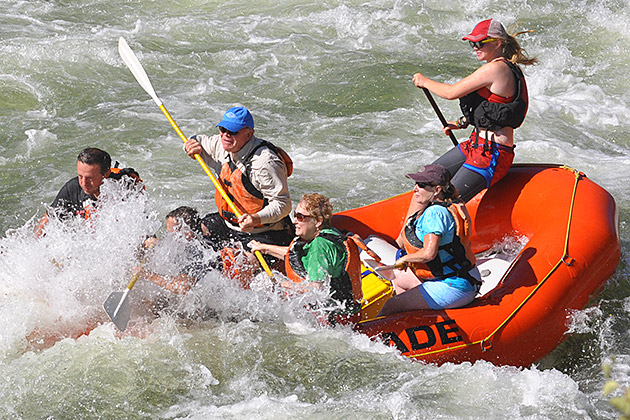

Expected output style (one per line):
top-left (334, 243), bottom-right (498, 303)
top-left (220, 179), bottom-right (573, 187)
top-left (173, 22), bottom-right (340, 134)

top-left (118, 37), bottom-right (163, 107)
top-left (103, 291), bottom-right (131, 331)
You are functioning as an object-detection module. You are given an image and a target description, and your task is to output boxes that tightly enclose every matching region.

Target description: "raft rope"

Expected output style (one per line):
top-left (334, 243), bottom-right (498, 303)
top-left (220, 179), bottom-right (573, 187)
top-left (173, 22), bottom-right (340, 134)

top-left (408, 165), bottom-right (583, 359)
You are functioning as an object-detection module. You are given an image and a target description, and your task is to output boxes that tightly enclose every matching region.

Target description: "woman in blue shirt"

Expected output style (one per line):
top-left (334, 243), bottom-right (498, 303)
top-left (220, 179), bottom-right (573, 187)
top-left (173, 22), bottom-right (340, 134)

top-left (378, 164), bottom-right (481, 316)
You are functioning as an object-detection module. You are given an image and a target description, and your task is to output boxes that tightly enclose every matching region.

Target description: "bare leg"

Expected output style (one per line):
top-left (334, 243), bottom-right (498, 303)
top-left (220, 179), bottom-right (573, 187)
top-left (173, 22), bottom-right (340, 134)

top-left (391, 267), bottom-right (421, 294)
top-left (377, 287), bottom-right (431, 316)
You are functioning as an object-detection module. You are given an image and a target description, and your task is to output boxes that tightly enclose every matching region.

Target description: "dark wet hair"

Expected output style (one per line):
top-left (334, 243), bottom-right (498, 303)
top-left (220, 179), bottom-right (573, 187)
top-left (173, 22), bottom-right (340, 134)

top-left (77, 148), bottom-right (111, 175)
top-left (166, 206), bottom-right (202, 234)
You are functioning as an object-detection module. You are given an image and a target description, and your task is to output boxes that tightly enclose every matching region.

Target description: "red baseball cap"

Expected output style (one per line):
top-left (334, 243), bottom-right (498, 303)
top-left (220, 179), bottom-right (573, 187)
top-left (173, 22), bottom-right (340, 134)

top-left (462, 19), bottom-right (507, 42)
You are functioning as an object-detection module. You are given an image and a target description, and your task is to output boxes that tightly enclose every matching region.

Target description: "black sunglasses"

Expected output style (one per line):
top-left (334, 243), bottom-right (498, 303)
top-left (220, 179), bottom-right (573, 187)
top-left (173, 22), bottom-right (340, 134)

top-left (468, 38), bottom-right (496, 49)
top-left (415, 182), bottom-right (435, 189)
top-left (218, 126), bottom-right (240, 136)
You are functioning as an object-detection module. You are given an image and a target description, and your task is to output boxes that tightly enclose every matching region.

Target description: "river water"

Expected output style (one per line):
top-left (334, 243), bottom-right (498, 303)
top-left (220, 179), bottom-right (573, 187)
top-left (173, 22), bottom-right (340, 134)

top-left (1, 0), bottom-right (629, 419)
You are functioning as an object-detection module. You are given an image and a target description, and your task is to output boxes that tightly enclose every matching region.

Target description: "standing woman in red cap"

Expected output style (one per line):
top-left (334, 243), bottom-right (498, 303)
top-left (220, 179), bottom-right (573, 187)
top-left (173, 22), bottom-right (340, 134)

top-left (413, 18), bottom-right (537, 202)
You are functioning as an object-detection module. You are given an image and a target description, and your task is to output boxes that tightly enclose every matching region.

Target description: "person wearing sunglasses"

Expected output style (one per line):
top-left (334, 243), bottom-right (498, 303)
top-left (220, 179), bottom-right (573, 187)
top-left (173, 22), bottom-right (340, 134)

top-left (412, 18), bottom-right (537, 202)
top-left (378, 164), bottom-right (481, 316)
top-left (248, 193), bottom-right (362, 320)
top-left (183, 106), bottom-right (294, 252)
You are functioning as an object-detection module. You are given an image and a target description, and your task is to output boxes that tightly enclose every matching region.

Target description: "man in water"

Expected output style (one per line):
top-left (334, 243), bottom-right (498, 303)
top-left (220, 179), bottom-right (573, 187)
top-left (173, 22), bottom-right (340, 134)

top-left (35, 147), bottom-right (141, 236)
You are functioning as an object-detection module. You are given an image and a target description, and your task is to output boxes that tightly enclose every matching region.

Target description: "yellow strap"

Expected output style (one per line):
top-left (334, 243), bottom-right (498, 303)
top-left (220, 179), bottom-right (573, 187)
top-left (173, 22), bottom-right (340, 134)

top-left (408, 166), bottom-right (582, 359)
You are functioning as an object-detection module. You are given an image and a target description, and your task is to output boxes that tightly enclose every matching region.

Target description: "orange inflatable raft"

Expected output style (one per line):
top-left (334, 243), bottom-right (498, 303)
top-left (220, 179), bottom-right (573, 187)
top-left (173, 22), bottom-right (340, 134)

top-left (335, 164), bottom-right (621, 366)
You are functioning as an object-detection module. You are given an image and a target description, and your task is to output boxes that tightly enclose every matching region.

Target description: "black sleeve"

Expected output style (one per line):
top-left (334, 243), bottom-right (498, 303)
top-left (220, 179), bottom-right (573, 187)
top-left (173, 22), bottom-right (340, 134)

top-left (180, 244), bottom-right (210, 282)
top-left (50, 177), bottom-right (90, 218)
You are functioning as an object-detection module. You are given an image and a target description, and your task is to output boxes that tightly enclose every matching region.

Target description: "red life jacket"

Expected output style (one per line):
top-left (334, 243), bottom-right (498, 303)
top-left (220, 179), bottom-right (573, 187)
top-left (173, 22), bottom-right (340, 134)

top-left (284, 230), bottom-right (363, 325)
top-left (401, 202), bottom-right (478, 285)
top-left (215, 140), bottom-right (292, 226)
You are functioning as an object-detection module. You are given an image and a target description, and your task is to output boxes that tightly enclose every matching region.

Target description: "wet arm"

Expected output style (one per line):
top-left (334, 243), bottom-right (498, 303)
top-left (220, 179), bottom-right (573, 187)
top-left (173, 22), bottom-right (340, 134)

top-left (413, 64), bottom-right (497, 100)
top-left (396, 233), bottom-right (440, 266)
top-left (136, 267), bottom-right (195, 294)
top-left (248, 240), bottom-right (288, 260)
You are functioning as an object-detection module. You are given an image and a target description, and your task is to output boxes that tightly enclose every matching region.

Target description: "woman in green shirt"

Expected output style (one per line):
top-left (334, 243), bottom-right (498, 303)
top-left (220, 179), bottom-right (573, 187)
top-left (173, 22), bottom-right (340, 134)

top-left (248, 193), bottom-right (355, 306)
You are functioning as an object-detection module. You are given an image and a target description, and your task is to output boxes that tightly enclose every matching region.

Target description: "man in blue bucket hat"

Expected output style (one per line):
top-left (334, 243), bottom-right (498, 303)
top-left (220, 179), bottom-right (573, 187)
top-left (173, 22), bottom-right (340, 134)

top-left (184, 106), bottom-right (294, 260)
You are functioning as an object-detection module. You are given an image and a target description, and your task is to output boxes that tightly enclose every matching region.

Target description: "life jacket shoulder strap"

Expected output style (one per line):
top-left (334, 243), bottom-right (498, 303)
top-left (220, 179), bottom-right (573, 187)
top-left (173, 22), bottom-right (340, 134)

top-left (245, 140), bottom-right (293, 178)
top-left (447, 201), bottom-right (472, 238)
top-left (108, 166), bottom-right (143, 183)
top-left (285, 237), bottom-right (309, 282)
top-left (504, 60), bottom-right (525, 101)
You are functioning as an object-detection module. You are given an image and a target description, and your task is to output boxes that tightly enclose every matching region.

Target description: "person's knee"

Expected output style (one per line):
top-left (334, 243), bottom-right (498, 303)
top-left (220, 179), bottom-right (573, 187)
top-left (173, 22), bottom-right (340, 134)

top-left (452, 170), bottom-right (486, 202)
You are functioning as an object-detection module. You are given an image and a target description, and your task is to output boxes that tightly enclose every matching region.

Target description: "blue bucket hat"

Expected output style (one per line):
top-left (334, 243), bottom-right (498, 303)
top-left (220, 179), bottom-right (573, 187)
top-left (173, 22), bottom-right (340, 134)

top-left (216, 106), bottom-right (254, 132)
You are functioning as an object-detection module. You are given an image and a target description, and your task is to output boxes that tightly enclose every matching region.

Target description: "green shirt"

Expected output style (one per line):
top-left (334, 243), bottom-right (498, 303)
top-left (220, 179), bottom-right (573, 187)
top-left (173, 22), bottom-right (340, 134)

top-left (301, 228), bottom-right (346, 282)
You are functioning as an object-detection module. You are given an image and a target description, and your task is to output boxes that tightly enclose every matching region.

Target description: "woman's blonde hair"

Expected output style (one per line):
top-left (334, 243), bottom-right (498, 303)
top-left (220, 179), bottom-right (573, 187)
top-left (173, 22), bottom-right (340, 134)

top-left (501, 29), bottom-right (538, 66)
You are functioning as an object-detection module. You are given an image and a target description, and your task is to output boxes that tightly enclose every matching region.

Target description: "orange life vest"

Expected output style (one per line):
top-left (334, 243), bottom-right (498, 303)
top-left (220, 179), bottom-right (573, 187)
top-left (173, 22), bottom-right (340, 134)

top-left (284, 230), bottom-right (363, 324)
top-left (401, 201), bottom-right (478, 284)
top-left (109, 166), bottom-right (143, 185)
top-left (215, 140), bottom-right (292, 225)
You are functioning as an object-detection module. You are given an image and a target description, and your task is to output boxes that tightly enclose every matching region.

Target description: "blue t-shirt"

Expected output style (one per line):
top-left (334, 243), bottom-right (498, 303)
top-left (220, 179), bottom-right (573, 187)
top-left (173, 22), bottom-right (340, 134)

top-left (414, 205), bottom-right (469, 289)
top-left (415, 205), bottom-right (454, 253)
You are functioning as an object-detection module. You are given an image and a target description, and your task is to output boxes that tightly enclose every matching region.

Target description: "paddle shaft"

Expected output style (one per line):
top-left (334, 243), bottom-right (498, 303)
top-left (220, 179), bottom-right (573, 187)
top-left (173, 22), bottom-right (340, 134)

top-left (421, 88), bottom-right (459, 146)
top-left (111, 278), bottom-right (134, 318)
top-left (374, 262), bottom-right (406, 272)
top-left (118, 37), bottom-right (274, 279)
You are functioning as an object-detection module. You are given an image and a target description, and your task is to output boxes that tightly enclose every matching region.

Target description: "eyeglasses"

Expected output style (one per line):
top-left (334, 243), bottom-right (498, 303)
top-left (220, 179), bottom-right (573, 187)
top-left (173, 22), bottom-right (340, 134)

top-left (219, 126), bottom-right (241, 136)
top-left (293, 211), bottom-right (313, 222)
top-left (415, 182), bottom-right (435, 189)
top-left (469, 38), bottom-right (496, 49)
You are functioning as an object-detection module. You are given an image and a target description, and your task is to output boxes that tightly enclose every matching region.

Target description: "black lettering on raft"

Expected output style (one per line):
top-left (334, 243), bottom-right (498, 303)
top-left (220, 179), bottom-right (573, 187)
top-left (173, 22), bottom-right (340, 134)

top-left (383, 320), bottom-right (463, 353)
top-left (381, 332), bottom-right (409, 353)
top-left (435, 319), bottom-right (462, 345)
top-left (407, 325), bottom-right (436, 350)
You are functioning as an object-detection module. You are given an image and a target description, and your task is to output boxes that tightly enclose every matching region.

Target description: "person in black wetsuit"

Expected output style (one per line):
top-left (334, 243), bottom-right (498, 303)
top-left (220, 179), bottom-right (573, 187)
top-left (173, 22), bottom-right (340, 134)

top-left (35, 147), bottom-right (141, 236)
